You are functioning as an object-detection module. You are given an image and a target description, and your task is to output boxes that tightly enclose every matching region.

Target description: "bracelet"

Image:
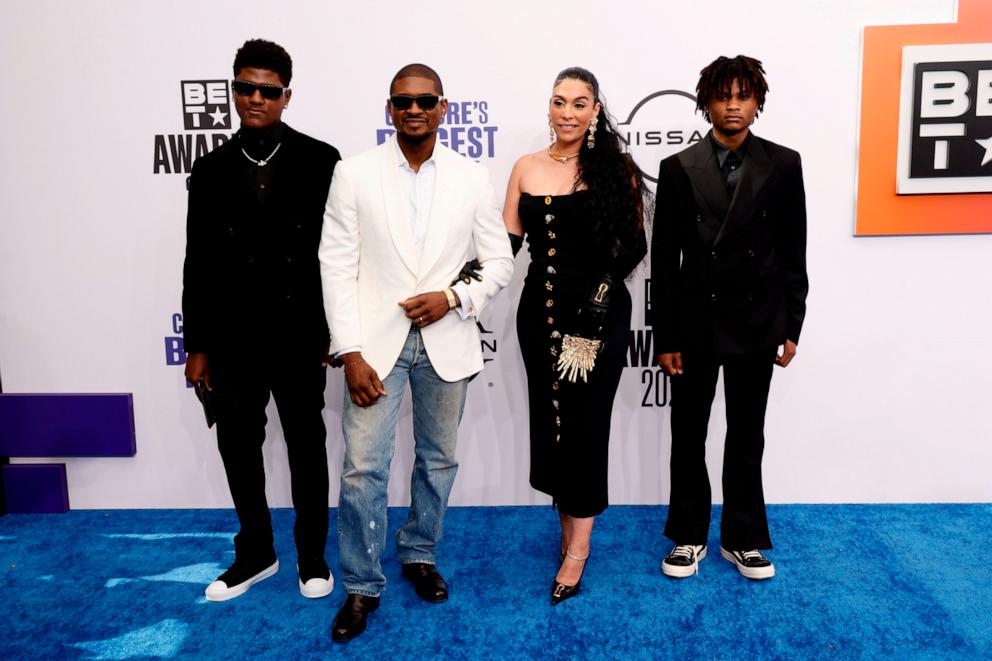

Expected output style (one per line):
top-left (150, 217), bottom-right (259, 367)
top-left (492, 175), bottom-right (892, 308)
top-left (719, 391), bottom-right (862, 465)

top-left (443, 288), bottom-right (457, 310)
top-left (343, 360), bottom-right (365, 372)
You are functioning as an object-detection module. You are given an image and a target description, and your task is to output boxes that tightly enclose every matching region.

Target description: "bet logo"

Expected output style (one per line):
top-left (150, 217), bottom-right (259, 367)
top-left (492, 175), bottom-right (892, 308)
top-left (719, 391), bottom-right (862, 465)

top-left (181, 80), bottom-right (231, 131)
top-left (897, 44), bottom-right (992, 194)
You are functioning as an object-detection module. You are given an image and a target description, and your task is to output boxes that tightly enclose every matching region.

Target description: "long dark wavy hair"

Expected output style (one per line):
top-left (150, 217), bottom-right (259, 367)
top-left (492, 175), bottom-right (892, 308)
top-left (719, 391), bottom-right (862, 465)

top-left (554, 67), bottom-right (649, 277)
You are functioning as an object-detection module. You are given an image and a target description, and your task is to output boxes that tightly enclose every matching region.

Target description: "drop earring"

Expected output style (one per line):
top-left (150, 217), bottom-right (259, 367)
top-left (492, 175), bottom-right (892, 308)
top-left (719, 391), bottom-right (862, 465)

top-left (587, 116), bottom-right (598, 149)
top-left (548, 114), bottom-right (555, 144)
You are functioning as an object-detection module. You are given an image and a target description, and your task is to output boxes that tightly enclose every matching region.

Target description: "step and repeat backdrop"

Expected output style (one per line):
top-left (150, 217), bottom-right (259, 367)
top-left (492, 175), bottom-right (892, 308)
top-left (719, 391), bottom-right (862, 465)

top-left (2, 0), bottom-right (990, 508)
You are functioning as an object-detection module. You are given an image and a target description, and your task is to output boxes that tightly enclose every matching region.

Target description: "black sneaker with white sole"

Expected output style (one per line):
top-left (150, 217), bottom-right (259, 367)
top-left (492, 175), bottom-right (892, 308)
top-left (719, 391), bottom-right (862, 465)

top-left (661, 544), bottom-right (707, 578)
top-left (298, 559), bottom-right (334, 599)
top-left (720, 547), bottom-right (775, 580)
top-left (205, 556), bottom-right (280, 602)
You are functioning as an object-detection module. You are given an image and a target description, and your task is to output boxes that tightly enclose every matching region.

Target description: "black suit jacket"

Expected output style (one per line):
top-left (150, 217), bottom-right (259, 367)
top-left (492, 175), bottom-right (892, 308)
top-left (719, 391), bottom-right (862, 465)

top-left (650, 132), bottom-right (808, 355)
top-left (182, 124), bottom-right (340, 360)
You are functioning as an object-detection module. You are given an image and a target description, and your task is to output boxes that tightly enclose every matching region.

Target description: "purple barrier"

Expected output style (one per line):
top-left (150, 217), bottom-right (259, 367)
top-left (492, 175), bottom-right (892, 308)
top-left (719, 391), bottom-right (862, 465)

top-left (2, 464), bottom-right (69, 513)
top-left (0, 394), bottom-right (135, 457)
top-left (0, 457), bottom-right (7, 515)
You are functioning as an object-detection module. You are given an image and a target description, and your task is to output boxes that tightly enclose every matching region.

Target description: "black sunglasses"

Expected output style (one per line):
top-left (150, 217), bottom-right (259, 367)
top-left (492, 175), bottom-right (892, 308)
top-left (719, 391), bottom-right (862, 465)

top-left (231, 80), bottom-right (288, 100)
top-left (389, 94), bottom-right (443, 111)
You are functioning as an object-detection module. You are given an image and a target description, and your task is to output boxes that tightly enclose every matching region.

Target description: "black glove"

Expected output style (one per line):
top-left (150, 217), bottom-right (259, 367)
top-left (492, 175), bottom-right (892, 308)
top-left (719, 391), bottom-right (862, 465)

top-left (556, 273), bottom-right (616, 383)
top-left (509, 233), bottom-right (524, 257)
top-left (574, 273), bottom-right (616, 342)
top-left (451, 258), bottom-right (482, 286)
top-left (451, 233), bottom-right (523, 287)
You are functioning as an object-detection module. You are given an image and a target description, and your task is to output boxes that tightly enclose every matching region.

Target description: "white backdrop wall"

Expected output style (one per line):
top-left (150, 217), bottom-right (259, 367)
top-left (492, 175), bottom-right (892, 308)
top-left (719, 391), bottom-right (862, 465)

top-left (1, 0), bottom-right (989, 509)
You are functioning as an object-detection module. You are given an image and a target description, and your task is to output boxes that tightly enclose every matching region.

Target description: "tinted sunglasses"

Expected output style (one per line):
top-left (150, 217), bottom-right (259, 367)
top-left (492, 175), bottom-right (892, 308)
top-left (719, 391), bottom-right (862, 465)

top-left (231, 80), bottom-right (288, 100)
top-left (389, 94), bottom-right (443, 111)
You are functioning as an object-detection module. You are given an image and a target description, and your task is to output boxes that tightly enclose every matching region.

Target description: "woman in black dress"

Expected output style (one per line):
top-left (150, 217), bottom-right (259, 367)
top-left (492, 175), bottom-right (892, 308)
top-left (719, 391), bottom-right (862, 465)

top-left (503, 67), bottom-right (647, 604)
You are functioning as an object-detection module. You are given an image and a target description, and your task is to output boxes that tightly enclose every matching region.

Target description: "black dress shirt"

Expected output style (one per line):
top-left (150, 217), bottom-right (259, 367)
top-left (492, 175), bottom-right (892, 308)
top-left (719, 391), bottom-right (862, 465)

top-left (711, 131), bottom-right (752, 197)
top-left (238, 122), bottom-right (285, 206)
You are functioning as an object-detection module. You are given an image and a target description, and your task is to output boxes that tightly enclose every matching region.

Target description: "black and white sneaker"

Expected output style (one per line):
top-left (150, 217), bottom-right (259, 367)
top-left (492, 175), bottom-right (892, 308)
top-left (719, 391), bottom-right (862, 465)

top-left (205, 557), bottom-right (279, 602)
top-left (661, 544), bottom-right (707, 578)
top-left (720, 547), bottom-right (775, 580)
top-left (298, 560), bottom-right (334, 599)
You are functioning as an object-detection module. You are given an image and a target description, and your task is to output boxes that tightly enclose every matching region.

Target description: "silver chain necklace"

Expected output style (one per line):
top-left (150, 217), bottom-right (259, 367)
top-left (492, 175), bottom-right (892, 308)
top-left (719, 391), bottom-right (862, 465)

top-left (240, 142), bottom-right (282, 167)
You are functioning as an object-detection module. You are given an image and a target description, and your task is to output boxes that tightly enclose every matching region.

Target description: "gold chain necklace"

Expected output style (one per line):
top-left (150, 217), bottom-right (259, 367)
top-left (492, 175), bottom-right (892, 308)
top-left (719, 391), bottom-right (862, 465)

top-left (547, 145), bottom-right (580, 163)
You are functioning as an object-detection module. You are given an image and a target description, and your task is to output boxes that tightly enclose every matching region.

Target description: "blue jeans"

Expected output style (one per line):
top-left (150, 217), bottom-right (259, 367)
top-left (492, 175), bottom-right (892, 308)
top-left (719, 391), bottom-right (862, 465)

top-left (338, 326), bottom-right (469, 596)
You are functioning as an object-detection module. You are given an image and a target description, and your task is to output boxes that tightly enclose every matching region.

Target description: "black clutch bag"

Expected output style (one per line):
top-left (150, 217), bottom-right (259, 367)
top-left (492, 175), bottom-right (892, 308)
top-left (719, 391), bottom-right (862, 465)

top-left (195, 379), bottom-right (216, 428)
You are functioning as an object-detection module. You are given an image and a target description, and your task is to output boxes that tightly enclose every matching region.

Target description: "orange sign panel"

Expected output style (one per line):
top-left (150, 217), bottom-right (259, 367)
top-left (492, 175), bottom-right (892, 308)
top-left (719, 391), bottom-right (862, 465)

top-left (856, 0), bottom-right (992, 235)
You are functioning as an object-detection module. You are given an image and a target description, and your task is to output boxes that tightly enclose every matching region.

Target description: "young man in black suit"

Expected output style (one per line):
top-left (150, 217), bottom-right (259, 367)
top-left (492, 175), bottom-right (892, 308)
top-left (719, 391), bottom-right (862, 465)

top-left (182, 39), bottom-right (341, 601)
top-left (651, 55), bottom-right (808, 580)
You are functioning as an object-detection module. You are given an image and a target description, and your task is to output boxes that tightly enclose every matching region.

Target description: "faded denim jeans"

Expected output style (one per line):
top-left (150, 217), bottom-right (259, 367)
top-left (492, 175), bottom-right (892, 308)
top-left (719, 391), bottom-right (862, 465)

top-left (337, 326), bottom-right (469, 596)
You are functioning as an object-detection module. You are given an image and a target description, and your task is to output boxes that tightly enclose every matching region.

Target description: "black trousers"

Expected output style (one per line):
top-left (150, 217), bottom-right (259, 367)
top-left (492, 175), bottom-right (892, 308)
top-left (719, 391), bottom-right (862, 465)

top-left (210, 352), bottom-right (329, 565)
top-left (664, 348), bottom-right (776, 550)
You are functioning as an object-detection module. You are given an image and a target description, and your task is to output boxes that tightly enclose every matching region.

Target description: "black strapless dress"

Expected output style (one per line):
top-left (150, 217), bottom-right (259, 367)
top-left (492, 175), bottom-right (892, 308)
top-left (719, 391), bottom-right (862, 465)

top-left (516, 191), bottom-right (633, 518)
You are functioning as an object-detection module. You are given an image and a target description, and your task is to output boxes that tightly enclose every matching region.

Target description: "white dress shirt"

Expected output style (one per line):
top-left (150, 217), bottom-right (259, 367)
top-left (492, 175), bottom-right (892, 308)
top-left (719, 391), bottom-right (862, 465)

top-left (393, 139), bottom-right (475, 318)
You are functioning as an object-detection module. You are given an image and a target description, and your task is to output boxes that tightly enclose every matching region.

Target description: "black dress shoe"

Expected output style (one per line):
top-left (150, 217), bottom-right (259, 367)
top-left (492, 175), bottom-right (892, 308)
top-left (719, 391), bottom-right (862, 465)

top-left (401, 562), bottom-right (449, 603)
top-left (551, 548), bottom-right (589, 605)
top-left (330, 594), bottom-right (380, 642)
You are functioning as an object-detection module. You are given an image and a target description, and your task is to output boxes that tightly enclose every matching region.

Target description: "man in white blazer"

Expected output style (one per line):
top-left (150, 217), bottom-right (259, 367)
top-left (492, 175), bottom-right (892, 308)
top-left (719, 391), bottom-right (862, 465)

top-left (319, 64), bottom-right (513, 641)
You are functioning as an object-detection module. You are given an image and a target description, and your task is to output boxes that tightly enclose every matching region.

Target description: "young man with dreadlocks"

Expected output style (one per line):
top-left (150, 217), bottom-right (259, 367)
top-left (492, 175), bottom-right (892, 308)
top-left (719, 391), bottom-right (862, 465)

top-left (650, 55), bottom-right (808, 580)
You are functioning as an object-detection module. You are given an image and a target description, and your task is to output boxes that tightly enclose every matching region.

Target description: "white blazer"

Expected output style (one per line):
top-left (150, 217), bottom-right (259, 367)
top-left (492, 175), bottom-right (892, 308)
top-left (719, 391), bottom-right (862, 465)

top-left (319, 138), bottom-right (514, 382)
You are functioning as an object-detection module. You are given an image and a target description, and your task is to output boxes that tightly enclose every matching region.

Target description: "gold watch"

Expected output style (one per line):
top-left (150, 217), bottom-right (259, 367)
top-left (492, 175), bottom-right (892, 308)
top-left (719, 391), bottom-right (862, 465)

top-left (443, 288), bottom-right (457, 310)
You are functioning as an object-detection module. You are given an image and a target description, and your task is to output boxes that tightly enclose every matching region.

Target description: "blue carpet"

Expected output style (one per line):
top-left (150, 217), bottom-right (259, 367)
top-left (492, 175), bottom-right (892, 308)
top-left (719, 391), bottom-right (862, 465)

top-left (1, 505), bottom-right (990, 659)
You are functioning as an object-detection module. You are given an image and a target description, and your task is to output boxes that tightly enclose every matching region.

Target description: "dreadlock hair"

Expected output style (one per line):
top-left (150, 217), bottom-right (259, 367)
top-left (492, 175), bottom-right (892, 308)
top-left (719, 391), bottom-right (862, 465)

top-left (233, 39), bottom-right (293, 86)
top-left (695, 55), bottom-right (768, 123)
top-left (553, 67), bottom-right (648, 279)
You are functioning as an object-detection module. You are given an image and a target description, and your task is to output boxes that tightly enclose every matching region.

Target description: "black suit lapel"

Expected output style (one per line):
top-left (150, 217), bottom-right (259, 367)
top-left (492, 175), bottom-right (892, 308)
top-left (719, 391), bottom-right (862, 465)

top-left (678, 139), bottom-right (730, 223)
top-left (267, 125), bottom-right (293, 192)
top-left (678, 139), bottom-right (727, 247)
top-left (216, 140), bottom-right (254, 217)
top-left (714, 134), bottom-right (775, 246)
